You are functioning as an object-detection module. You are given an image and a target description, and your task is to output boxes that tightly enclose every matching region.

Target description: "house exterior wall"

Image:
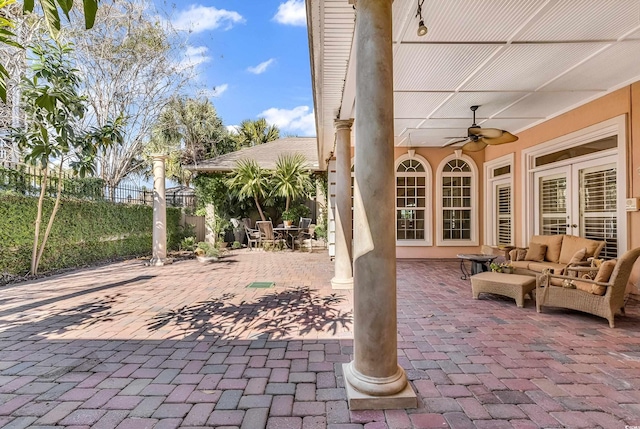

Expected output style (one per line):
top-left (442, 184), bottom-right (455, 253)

top-left (391, 82), bottom-right (640, 259)
top-left (484, 84), bottom-right (638, 251)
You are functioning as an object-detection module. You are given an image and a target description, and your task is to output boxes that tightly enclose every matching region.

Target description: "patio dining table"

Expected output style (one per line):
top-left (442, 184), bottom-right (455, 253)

top-left (274, 226), bottom-right (301, 250)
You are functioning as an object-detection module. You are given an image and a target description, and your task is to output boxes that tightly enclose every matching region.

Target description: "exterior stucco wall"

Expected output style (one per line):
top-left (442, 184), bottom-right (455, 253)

top-left (484, 85), bottom-right (637, 250)
top-left (392, 82), bottom-right (640, 260)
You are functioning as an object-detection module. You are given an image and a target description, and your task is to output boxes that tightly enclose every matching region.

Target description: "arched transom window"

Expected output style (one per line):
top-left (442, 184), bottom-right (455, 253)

top-left (396, 155), bottom-right (431, 245)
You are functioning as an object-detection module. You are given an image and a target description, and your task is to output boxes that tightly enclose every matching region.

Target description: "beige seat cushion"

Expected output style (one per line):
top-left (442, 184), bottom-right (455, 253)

top-left (574, 259), bottom-right (616, 296)
top-left (527, 262), bottom-right (567, 274)
top-left (530, 234), bottom-right (563, 262)
top-left (525, 243), bottom-right (547, 262)
top-left (559, 235), bottom-right (603, 264)
top-left (510, 261), bottom-right (532, 270)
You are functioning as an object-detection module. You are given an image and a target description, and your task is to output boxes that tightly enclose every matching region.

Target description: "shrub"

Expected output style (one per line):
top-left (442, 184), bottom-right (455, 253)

top-left (194, 242), bottom-right (220, 258)
top-left (0, 194), bottom-right (181, 275)
top-left (180, 236), bottom-right (197, 251)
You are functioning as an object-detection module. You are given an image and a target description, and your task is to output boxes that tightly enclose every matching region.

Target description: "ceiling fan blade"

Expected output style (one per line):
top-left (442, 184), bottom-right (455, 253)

top-left (443, 138), bottom-right (469, 148)
top-left (483, 131), bottom-right (519, 145)
top-left (462, 140), bottom-right (487, 152)
top-left (469, 127), bottom-right (503, 139)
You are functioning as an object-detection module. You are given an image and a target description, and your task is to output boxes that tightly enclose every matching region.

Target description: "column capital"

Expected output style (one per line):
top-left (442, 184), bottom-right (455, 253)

top-left (151, 154), bottom-right (169, 160)
top-left (334, 119), bottom-right (354, 131)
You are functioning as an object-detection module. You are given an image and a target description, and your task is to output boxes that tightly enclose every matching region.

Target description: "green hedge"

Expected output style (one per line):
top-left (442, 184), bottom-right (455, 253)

top-left (0, 194), bottom-right (181, 275)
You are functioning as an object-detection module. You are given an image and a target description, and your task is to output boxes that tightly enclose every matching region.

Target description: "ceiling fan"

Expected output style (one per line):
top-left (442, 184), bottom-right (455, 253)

top-left (444, 105), bottom-right (518, 152)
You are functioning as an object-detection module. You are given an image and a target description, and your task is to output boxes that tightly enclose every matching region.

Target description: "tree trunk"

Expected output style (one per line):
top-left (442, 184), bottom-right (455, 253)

top-left (35, 161), bottom-right (64, 273)
top-left (255, 196), bottom-right (266, 221)
top-left (285, 197), bottom-right (290, 212)
top-left (31, 166), bottom-right (48, 275)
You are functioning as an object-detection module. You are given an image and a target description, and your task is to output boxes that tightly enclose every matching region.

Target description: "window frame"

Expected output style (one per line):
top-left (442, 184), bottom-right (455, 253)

top-left (395, 153), bottom-right (432, 246)
top-left (436, 154), bottom-right (479, 246)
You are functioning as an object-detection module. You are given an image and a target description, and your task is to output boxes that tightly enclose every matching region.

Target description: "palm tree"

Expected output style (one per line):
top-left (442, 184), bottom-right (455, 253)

top-left (271, 154), bottom-right (312, 212)
top-left (236, 118), bottom-right (280, 148)
top-left (226, 159), bottom-right (270, 221)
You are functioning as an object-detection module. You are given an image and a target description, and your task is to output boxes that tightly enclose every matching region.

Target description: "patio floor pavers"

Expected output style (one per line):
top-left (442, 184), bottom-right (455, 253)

top-left (1, 249), bottom-right (640, 428)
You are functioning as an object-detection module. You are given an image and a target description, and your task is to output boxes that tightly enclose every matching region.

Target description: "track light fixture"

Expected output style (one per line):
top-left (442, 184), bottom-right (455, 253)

top-left (415, 0), bottom-right (427, 36)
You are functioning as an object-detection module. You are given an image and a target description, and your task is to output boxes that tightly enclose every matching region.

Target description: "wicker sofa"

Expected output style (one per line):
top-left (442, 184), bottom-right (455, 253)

top-left (536, 247), bottom-right (640, 327)
top-left (508, 234), bottom-right (605, 277)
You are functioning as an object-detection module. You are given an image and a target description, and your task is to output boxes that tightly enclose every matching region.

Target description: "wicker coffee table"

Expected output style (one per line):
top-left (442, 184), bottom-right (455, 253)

top-left (471, 272), bottom-right (536, 308)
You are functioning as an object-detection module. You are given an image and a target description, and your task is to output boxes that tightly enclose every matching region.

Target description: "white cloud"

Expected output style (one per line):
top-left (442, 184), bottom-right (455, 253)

top-left (172, 5), bottom-right (244, 33)
top-left (178, 45), bottom-right (212, 70)
top-left (273, 0), bottom-right (306, 26)
top-left (211, 84), bottom-right (229, 97)
top-left (259, 106), bottom-right (316, 136)
top-left (197, 84), bottom-right (229, 98)
top-left (226, 125), bottom-right (239, 134)
top-left (247, 59), bottom-right (275, 75)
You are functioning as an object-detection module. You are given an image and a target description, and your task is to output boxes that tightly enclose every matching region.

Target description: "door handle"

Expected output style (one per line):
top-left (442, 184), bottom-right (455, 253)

top-left (571, 224), bottom-right (578, 228)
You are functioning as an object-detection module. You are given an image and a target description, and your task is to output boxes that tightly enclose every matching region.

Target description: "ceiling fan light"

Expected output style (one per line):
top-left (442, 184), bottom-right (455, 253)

top-left (417, 20), bottom-right (428, 36)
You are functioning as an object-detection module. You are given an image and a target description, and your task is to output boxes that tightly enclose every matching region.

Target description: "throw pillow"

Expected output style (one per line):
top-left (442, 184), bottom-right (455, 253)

top-left (509, 248), bottom-right (528, 261)
top-left (516, 248), bottom-right (527, 261)
top-left (574, 259), bottom-right (616, 295)
top-left (568, 247), bottom-right (587, 265)
top-left (525, 242), bottom-right (547, 262)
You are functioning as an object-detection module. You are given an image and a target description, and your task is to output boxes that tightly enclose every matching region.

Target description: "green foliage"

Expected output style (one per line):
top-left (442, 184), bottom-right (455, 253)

top-left (0, 194), bottom-right (182, 275)
top-left (180, 236), bottom-right (197, 252)
top-left (289, 204), bottom-right (310, 220)
top-left (234, 118), bottom-right (279, 148)
top-left (1, 0), bottom-right (100, 102)
top-left (314, 223), bottom-right (327, 240)
top-left (271, 154), bottom-right (312, 212)
top-left (11, 40), bottom-right (123, 274)
top-left (60, 176), bottom-right (104, 200)
top-left (281, 210), bottom-right (296, 222)
top-left (22, 0), bottom-right (99, 36)
top-left (193, 173), bottom-right (252, 220)
top-left (225, 159), bottom-right (270, 221)
top-left (232, 241), bottom-right (242, 250)
top-left (194, 241), bottom-right (219, 258)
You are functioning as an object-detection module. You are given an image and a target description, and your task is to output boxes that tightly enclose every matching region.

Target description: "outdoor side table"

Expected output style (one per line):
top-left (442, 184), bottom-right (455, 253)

top-left (456, 253), bottom-right (497, 280)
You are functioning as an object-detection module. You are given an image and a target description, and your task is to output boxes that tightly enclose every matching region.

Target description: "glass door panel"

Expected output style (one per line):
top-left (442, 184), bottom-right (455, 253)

top-left (575, 161), bottom-right (617, 258)
top-left (534, 156), bottom-right (618, 258)
top-left (535, 168), bottom-right (570, 236)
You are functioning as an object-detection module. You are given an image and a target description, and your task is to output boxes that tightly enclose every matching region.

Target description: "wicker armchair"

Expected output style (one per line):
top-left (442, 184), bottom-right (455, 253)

top-left (536, 247), bottom-right (640, 328)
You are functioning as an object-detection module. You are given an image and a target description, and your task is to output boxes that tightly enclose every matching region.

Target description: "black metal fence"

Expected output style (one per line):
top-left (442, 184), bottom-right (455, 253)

top-left (0, 163), bottom-right (196, 209)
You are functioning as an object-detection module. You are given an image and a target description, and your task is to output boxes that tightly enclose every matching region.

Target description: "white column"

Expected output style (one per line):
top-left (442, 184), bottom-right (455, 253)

top-left (150, 155), bottom-right (168, 266)
top-left (332, 119), bottom-right (354, 289)
top-left (343, 0), bottom-right (417, 410)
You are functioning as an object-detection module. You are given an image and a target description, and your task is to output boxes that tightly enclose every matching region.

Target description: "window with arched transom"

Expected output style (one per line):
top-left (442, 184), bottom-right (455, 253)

top-left (436, 155), bottom-right (478, 246)
top-left (395, 155), bottom-right (432, 245)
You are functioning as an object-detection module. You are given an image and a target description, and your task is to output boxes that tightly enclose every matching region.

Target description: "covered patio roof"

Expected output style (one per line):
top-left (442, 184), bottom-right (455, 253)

top-left (307, 0), bottom-right (640, 168)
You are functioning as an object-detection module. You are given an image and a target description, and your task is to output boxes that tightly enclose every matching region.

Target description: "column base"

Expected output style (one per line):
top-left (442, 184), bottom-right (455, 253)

top-left (149, 257), bottom-right (172, 266)
top-left (331, 276), bottom-right (353, 289)
top-left (342, 363), bottom-right (417, 410)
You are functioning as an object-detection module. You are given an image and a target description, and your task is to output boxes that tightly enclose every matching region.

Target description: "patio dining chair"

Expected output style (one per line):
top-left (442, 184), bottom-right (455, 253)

top-left (255, 221), bottom-right (282, 249)
top-left (291, 218), bottom-right (313, 251)
top-left (243, 223), bottom-right (260, 250)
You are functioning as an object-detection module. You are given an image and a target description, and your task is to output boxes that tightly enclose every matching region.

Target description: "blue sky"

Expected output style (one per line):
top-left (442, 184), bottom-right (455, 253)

top-left (157, 0), bottom-right (316, 137)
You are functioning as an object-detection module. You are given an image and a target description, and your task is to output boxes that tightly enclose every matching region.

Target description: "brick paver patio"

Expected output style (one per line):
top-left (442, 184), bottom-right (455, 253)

top-left (1, 249), bottom-right (640, 428)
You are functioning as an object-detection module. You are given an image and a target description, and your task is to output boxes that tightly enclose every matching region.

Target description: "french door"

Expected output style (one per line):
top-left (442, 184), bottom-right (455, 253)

top-left (534, 155), bottom-right (618, 258)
